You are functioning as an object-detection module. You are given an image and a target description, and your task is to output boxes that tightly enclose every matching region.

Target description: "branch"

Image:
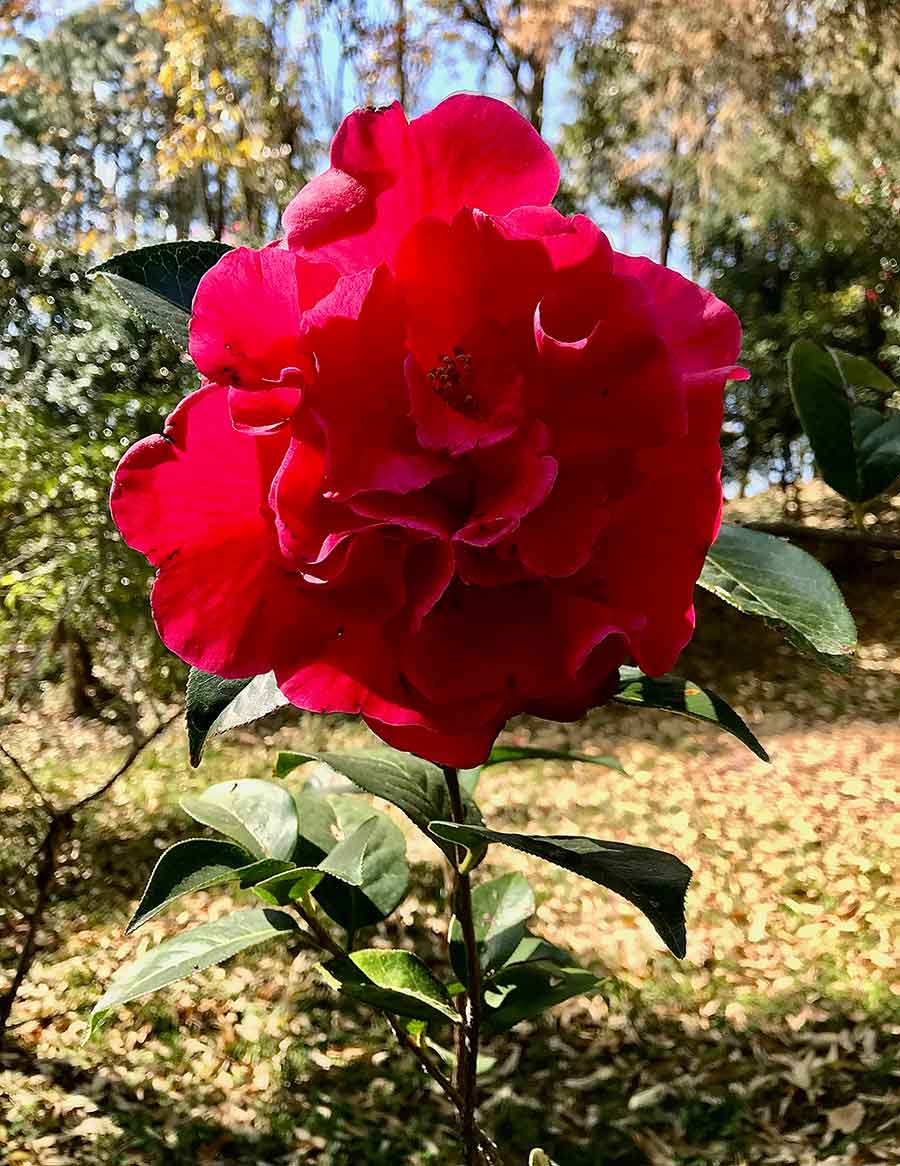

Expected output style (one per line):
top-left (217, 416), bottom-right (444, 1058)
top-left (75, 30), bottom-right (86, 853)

top-left (735, 519), bottom-right (900, 551)
top-left (66, 711), bottom-right (180, 813)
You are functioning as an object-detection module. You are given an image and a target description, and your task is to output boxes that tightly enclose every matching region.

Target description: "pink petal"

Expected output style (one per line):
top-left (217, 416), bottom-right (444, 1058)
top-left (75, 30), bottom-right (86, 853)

top-left (189, 247), bottom-right (336, 386)
top-left (283, 95), bottom-right (558, 272)
top-left (111, 385), bottom-right (312, 677)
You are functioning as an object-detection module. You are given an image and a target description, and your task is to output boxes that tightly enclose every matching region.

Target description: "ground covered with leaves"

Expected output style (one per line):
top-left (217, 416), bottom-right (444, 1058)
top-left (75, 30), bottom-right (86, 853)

top-left (2, 506), bottom-right (898, 1166)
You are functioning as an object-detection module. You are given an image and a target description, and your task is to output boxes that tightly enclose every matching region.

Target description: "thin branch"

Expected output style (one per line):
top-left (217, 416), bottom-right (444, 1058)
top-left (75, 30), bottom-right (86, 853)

top-left (291, 898), bottom-right (465, 1109)
top-left (0, 743), bottom-right (56, 817)
top-left (735, 519), bottom-right (900, 551)
top-left (443, 765), bottom-right (489, 1166)
top-left (66, 711), bottom-right (180, 813)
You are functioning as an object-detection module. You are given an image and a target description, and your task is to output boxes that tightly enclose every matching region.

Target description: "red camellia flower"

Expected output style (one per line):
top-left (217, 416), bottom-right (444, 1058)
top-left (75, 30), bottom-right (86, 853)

top-left (111, 95), bottom-right (747, 767)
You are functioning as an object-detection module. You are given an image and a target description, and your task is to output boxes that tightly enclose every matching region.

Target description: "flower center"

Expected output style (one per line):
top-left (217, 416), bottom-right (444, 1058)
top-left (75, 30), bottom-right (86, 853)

top-left (427, 348), bottom-right (480, 417)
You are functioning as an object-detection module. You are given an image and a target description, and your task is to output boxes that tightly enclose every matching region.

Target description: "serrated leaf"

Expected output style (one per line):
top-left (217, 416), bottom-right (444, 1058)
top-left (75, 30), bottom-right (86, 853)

top-left (92, 240), bottom-right (231, 347)
top-left (292, 792), bottom-right (408, 931)
top-left (186, 669), bottom-right (288, 767)
top-left (276, 748), bottom-right (485, 862)
top-left (428, 822), bottom-right (691, 958)
top-left (125, 839), bottom-right (289, 934)
top-left (180, 779), bottom-right (298, 861)
top-left (613, 668), bottom-right (769, 762)
top-left (449, 872), bottom-right (535, 983)
top-left (319, 949), bottom-right (459, 1024)
top-left (699, 522), bottom-right (856, 665)
top-left (483, 959), bottom-right (603, 1033)
top-left (90, 908), bottom-right (296, 1035)
top-left (484, 744), bottom-right (625, 774)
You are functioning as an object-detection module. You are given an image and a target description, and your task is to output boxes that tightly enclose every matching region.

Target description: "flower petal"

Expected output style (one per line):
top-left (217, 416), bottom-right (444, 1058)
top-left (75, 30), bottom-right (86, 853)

top-left (283, 95), bottom-right (559, 271)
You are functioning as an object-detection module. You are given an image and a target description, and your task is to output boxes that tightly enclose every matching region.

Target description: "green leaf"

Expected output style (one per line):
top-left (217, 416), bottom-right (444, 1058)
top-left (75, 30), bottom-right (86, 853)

top-left (788, 340), bottom-right (900, 502)
top-left (251, 866), bottom-right (324, 907)
top-left (180, 779), bottom-right (298, 861)
top-left (90, 908), bottom-right (296, 1035)
top-left (276, 748), bottom-right (485, 863)
top-left (319, 949), bottom-right (459, 1024)
top-left (852, 405), bottom-right (900, 501)
top-left (497, 932), bottom-right (576, 971)
top-left (186, 669), bottom-right (288, 767)
top-left (91, 240), bottom-right (231, 348)
top-left (529, 1150), bottom-right (561, 1166)
top-left (125, 839), bottom-right (292, 934)
top-left (699, 522), bottom-right (857, 665)
top-left (831, 348), bottom-right (897, 395)
top-left (484, 744), bottom-right (625, 774)
top-left (613, 668), bottom-right (769, 762)
top-left (292, 793), bottom-right (409, 931)
top-left (428, 822), bottom-right (691, 958)
top-left (449, 873), bottom-right (535, 984)
top-left (483, 959), bottom-right (603, 1033)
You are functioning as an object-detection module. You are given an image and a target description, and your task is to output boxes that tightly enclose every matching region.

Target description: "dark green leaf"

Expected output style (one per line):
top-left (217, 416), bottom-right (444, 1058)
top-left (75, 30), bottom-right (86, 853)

top-left (450, 872), bottom-right (535, 983)
top-left (292, 792), bottom-right (408, 931)
top-left (125, 839), bottom-right (290, 934)
top-left (91, 237), bottom-right (230, 342)
top-left (186, 669), bottom-right (288, 767)
top-left (90, 908), bottom-right (296, 1035)
top-left (180, 779), bottom-right (298, 861)
top-left (699, 522), bottom-right (857, 665)
top-left (319, 949), bottom-right (459, 1024)
top-left (831, 348), bottom-right (897, 395)
top-left (496, 932), bottom-right (576, 972)
top-left (788, 340), bottom-right (859, 500)
top-left (483, 959), bottom-right (603, 1032)
top-left (428, 822), bottom-right (691, 958)
top-left (276, 748), bottom-right (485, 863)
top-left (92, 241), bottom-right (231, 347)
top-left (788, 341), bottom-right (900, 502)
top-left (484, 744), bottom-right (625, 774)
top-left (613, 668), bottom-right (769, 762)
top-left (852, 405), bottom-right (900, 500)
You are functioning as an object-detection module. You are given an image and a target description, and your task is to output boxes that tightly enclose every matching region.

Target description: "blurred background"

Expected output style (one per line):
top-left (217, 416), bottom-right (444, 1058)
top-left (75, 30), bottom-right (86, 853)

top-left (1, 3), bottom-right (898, 1165)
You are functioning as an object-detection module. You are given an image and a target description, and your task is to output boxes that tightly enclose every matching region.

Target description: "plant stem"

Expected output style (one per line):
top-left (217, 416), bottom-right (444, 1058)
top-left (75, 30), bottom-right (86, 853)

top-left (291, 899), bottom-right (464, 1111)
top-left (442, 765), bottom-right (488, 1166)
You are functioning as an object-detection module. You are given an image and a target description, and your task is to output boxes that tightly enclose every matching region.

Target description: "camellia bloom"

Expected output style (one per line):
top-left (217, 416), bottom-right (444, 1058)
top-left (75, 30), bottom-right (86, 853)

top-left (111, 95), bottom-right (746, 767)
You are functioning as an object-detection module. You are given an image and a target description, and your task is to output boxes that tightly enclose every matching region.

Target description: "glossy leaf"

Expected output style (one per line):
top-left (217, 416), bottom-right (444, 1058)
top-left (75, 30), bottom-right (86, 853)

top-left (126, 839), bottom-right (290, 933)
top-left (292, 792), bottom-right (409, 931)
top-left (276, 748), bottom-right (485, 862)
top-left (319, 949), bottom-right (459, 1024)
top-left (483, 959), bottom-right (603, 1033)
top-left (429, 822), bottom-right (691, 958)
top-left (251, 866), bottom-right (324, 907)
top-left (180, 779), bottom-right (298, 861)
top-left (90, 908), bottom-right (296, 1035)
top-left (497, 932), bottom-right (576, 971)
top-left (92, 240), bottom-right (231, 347)
top-left (613, 668), bottom-right (769, 762)
top-left (788, 340), bottom-right (900, 502)
top-left (483, 744), bottom-right (625, 773)
top-left (699, 522), bottom-right (856, 665)
top-left (449, 872), bottom-right (535, 983)
top-left (186, 669), bottom-right (288, 767)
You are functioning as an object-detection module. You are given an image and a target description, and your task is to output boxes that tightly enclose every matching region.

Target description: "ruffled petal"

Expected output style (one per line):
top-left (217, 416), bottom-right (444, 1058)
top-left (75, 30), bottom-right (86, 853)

top-left (110, 385), bottom-right (309, 677)
top-left (303, 266), bottom-right (446, 497)
top-left (189, 247), bottom-right (335, 386)
top-left (283, 95), bottom-right (558, 272)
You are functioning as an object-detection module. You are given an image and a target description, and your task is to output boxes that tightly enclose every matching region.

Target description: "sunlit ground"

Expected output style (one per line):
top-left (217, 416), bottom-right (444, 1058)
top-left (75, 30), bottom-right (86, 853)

top-left (2, 548), bottom-right (898, 1166)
